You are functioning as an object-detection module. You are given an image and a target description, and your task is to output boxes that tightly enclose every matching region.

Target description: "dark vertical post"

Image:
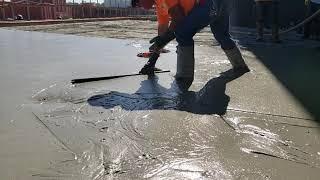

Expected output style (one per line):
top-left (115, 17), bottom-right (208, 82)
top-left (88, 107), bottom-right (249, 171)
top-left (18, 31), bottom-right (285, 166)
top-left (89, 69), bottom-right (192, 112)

top-left (26, 0), bottom-right (31, 20)
top-left (81, 0), bottom-right (84, 18)
top-left (1, 0), bottom-right (5, 20)
top-left (72, 0), bottom-right (74, 18)
top-left (10, 3), bottom-right (15, 19)
top-left (53, 0), bottom-right (56, 19)
top-left (89, 0), bottom-right (92, 17)
top-left (40, 0), bottom-right (44, 19)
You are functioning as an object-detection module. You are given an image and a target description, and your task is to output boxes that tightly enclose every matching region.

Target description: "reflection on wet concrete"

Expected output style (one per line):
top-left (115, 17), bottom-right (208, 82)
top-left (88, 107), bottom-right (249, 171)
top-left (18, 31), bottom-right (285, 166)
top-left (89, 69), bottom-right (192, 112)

top-left (88, 70), bottom-right (246, 116)
top-left (29, 70), bottom-right (242, 179)
top-left (31, 96), bottom-right (320, 179)
top-left (30, 70), bottom-right (320, 179)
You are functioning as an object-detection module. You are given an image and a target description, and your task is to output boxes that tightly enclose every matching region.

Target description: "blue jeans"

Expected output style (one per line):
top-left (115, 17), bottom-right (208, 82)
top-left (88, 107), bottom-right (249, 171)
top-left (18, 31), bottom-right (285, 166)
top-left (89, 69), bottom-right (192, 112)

top-left (175, 0), bottom-right (235, 50)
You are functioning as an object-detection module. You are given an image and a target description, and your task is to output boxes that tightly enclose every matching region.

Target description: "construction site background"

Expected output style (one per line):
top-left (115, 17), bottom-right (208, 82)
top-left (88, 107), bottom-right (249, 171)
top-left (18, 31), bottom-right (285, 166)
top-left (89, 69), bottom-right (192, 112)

top-left (0, 0), bottom-right (309, 27)
top-left (231, 0), bottom-right (306, 28)
top-left (0, 0), bottom-right (154, 21)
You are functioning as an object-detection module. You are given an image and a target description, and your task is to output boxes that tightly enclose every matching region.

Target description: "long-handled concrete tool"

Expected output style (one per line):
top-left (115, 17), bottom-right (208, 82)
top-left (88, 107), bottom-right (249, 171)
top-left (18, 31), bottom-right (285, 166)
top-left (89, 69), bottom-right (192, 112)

top-left (71, 70), bottom-right (170, 84)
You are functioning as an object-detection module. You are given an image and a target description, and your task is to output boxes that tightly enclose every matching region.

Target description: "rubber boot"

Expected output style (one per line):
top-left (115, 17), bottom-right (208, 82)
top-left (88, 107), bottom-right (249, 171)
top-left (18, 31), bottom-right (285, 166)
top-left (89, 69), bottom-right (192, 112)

top-left (272, 25), bottom-right (281, 43)
top-left (224, 47), bottom-right (250, 74)
top-left (175, 46), bottom-right (195, 90)
top-left (256, 22), bottom-right (264, 42)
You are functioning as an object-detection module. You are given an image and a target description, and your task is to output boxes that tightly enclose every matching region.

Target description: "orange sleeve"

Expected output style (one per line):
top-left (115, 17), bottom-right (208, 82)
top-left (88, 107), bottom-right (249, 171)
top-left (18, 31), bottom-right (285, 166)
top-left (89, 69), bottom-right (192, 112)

top-left (164, 0), bottom-right (179, 9)
top-left (156, 0), bottom-right (170, 25)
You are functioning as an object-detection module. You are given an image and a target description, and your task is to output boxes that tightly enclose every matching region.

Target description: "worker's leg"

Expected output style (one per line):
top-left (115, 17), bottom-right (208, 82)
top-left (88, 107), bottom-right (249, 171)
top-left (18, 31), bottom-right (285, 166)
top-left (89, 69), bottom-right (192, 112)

top-left (175, 3), bottom-right (211, 46)
top-left (310, 2), bottom-right (320, 39)
top-left (255, 1), bottom-right (265, 41)
top-left (210, 14), bottom-right (235, 50)
top-left (174, 3), bottom-right (211, 83)
top-left (303, 1), bottom-right (313, 39)
top-left (314, 3), bottom-right (320, 40)
top-left (210, 13), bottom-right (249, 73)
top-left (271, 1), bottom-right (281, 42)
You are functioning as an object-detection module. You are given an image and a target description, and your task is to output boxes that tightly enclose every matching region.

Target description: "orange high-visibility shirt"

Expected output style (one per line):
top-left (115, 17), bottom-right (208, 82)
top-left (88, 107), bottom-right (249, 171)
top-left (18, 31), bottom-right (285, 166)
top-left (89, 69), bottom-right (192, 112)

top-left (156, 0), bottom-right (197, 25)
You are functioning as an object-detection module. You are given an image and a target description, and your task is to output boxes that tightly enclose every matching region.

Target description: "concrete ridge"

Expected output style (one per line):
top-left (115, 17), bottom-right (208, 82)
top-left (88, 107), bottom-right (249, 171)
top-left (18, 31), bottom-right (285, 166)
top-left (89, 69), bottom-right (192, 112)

top-left (0, 16), bottom-right (157, 27)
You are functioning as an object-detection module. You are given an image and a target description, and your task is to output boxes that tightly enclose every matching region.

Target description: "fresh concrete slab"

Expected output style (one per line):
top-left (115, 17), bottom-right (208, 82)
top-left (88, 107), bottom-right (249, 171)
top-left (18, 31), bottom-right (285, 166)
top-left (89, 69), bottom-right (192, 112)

top-left (0, 28), bottom-right (319, 179)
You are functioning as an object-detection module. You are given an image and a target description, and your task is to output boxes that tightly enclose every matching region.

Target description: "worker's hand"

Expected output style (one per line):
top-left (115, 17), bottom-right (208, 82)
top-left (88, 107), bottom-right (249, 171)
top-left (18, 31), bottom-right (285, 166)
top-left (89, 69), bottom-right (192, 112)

top-left (149, 30), bottom-right (175, 52)
top-left (139, 53), bottom-right (160, 75)
top-left (139, 62), bottom-right (156, 75)
top-left (149, 35), bottom-right (161, 52)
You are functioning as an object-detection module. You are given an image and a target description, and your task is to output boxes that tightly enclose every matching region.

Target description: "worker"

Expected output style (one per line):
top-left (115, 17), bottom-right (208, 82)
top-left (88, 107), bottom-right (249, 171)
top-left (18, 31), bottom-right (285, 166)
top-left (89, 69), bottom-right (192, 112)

top-left (303, 0), bottom-right (320, 39)
top-left (254, 0), bottom-right (281, 42)
top-left (139, 0), bottom-right (249, 87)
top-left (136, 0), bottom-right (171, 58)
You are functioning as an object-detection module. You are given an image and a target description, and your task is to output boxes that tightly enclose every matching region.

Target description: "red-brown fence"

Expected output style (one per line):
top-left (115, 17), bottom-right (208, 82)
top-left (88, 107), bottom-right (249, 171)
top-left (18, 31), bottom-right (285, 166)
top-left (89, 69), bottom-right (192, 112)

top-left (0, 1), bottom-right (155, 21)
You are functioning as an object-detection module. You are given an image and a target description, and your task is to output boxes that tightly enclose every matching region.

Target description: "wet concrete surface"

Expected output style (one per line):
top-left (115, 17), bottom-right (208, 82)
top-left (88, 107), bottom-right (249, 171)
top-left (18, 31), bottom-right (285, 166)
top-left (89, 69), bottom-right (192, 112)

top-left (1, 24), bottom-right (320, 180)
top-left (5, 20), bottom-right (219, 46)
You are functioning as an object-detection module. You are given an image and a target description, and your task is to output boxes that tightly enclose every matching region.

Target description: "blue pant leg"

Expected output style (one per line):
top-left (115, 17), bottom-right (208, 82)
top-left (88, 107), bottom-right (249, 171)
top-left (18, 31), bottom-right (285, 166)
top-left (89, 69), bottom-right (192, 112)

top-left (210, 14), bottom-right (235, 50)
top-left (175, 4), bottom-right (211, 47)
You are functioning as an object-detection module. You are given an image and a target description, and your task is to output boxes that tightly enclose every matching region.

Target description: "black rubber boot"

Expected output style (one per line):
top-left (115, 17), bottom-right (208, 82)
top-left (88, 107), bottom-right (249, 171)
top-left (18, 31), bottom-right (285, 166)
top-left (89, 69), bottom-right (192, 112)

top-left (224, 47), bottom-right (250, 75)
top-left (256, 22), bottom-right (264, 42)
top-left (175, 45), bottom-right (195, 90)
top-left (272, 26), bottom-right (281, 43)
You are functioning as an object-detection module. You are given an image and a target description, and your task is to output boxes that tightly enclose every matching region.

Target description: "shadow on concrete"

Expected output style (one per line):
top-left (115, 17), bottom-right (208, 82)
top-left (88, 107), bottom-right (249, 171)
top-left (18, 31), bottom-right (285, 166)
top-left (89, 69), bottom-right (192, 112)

top-left (246, 44), bottom-right (320, 121)
top-left (88, 69), bottom-right (245, 115)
